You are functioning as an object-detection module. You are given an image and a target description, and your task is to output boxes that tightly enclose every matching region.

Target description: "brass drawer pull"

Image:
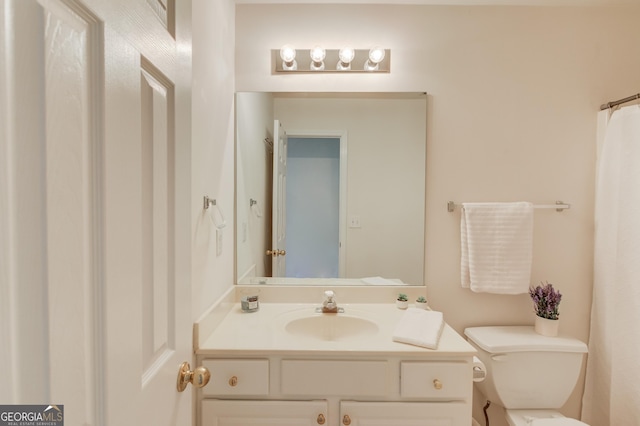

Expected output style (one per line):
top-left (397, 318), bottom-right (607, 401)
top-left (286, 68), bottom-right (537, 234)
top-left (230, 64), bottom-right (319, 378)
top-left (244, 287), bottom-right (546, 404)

top-left (343, 414), bottom-right (351, 425)
top-left (433, 378), bottom-right (443, 390)
top-left (229, 376), bottom-right (238, 387)
top-left (317, 413), bottom-right (326, 425)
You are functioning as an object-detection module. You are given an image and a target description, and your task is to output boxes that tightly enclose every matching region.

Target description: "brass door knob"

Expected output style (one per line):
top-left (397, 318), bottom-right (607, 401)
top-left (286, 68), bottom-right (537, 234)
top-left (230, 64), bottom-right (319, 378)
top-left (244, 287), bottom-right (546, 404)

top-left (176, 362), bottom-right (210, 392)
top-left (316, 413), bottom-right (326, 425)
top-left (342, 414), bottom-right (351, 425)
top-left (266, 249), bottom-right (286, 256)
top-left (433, 379), bottom-right (443, 390)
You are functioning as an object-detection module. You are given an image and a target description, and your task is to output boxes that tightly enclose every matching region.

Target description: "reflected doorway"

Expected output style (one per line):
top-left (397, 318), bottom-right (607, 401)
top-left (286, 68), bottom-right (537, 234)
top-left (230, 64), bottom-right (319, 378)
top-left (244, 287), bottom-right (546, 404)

top-left (284, 136), bottom-right (345, 278)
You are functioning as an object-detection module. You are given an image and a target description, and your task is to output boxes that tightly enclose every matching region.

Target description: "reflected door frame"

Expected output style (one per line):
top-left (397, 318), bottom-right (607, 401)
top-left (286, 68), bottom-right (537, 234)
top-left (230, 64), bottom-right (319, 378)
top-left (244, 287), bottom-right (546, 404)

top-left (285, 129), bottom-right (348, 278)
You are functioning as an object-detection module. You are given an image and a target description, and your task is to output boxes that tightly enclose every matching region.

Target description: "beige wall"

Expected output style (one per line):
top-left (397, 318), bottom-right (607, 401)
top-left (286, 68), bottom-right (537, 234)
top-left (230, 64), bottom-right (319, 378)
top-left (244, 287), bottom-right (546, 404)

top-left (192, 0), bottom-right (236, 318)
top-left (233, 3), bottom-right (640, 424)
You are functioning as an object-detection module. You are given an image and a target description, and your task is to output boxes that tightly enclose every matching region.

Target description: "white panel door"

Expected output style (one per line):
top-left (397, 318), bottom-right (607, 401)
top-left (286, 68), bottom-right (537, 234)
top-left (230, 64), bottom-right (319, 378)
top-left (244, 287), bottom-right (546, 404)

top-left (271, 120), bottom-right (288, 276)
top-left (99, 5), bottom-right (192, 426)
top-left (39, 3), bottom-right (103, 422)
top-left (0, 0), bottom-right (192, 424)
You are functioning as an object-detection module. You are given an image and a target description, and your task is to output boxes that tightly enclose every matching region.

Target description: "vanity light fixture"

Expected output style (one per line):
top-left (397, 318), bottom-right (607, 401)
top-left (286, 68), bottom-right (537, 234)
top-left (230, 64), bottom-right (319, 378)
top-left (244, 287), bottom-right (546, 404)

top-left (274, 45), bottom-right (390, 73)
top-left (309, 46), bottom-right (326, 71)
top-left (364, 46), bottom-right (386, 71)
top-left (279, 44), bottom-right (297, 70)
top-left (337, 47), bottom-right (355, 70)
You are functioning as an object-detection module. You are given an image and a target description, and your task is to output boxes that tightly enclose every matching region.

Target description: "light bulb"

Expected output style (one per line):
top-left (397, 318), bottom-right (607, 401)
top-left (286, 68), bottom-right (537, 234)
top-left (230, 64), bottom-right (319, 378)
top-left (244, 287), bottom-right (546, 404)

top-left (279, 44), bottom-right (297, 70)
top-left (337, 47), bottom-right (355, 71)
top-left (365, 46), bottom-right (385, 71)
top-left (309, 46), bottom-right (326, 71)
top-left (280, 45), bottom-right (296, 63)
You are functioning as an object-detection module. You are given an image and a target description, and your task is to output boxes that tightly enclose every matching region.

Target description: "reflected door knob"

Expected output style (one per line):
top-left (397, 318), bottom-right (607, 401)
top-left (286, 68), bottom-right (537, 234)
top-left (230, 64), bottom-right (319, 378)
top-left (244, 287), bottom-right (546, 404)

top-left (176, 362), bottom-right (210, 392)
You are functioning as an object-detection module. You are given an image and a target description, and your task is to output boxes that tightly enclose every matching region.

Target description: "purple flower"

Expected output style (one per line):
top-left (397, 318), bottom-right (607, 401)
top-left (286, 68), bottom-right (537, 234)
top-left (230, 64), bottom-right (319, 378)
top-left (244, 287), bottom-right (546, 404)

top-left (529, 281), bottom-right (562, 320)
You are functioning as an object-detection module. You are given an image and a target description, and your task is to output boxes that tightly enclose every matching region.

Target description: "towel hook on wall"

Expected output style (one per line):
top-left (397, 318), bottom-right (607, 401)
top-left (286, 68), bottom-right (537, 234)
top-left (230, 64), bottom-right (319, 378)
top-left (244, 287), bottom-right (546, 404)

top-left (250, 198), bottom-right (263, 218)
top-left (203, 195), bottom-right (217, 210)
top-left (203, 195), bottom-right (227, 229)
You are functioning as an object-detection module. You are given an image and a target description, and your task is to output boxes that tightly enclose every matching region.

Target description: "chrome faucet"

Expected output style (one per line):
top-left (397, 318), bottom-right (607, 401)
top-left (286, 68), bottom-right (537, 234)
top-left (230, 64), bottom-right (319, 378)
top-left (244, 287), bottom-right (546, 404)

top-left (319, 290), bottom-right (343, 313)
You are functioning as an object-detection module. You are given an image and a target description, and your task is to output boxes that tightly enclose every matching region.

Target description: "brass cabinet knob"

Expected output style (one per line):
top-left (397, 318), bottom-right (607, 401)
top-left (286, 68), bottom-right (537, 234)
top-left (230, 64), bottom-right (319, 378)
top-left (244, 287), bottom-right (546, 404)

top-left (228, 376), bottom-right (238, 387)
top-left (176, 362), bottom-right (210, 392)
top-left (342, 414), bottom-right (351, 425)
top-left (433, 379), bottom-right (443, 390)
top-left (316, 413), bottom-right (326, 425)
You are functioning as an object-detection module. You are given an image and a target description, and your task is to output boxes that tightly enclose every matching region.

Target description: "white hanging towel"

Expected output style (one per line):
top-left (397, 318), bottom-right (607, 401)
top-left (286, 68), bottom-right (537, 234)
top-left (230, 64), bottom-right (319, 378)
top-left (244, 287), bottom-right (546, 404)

top-left (460, 202), bottom-right (533, 294)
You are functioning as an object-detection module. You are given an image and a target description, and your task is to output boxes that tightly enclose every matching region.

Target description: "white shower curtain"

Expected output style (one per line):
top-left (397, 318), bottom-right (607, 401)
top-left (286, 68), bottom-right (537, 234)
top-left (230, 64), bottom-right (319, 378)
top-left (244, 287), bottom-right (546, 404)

top-left (582, 105), bottom-right (640, 425)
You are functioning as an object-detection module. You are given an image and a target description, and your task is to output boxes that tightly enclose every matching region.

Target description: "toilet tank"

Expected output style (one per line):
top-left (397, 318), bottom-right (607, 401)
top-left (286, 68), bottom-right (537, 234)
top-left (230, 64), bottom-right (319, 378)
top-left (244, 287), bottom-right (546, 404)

top-left (464, 326), bottom-right (587, 410)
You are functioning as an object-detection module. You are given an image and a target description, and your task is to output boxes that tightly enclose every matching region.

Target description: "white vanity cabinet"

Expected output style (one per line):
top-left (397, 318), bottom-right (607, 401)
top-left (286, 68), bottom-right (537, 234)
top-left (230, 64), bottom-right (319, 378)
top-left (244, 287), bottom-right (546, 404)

top-left (196, 356), bottom-right (473, 426)
top-left (195, 302), bottom-right (477, 426)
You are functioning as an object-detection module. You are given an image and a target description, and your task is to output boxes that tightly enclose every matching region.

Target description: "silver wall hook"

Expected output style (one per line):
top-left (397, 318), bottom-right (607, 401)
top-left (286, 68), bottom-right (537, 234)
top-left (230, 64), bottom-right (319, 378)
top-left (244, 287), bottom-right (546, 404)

top-left (203, 196), bottom-right (216, 210)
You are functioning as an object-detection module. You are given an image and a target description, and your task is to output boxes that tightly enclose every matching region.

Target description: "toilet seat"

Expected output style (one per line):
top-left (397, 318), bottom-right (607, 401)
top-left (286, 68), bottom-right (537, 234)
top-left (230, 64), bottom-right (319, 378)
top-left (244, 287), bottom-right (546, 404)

top-left (506, 410), bottom-right (589, 426)
top-left (530, 419), bottom-right (588, 426)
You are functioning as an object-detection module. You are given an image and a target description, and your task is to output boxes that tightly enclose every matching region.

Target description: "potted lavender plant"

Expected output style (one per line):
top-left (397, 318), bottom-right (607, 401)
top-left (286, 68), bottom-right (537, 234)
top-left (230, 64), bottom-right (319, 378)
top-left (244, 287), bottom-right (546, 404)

top-left (529, 281), bottom-right (562, 337)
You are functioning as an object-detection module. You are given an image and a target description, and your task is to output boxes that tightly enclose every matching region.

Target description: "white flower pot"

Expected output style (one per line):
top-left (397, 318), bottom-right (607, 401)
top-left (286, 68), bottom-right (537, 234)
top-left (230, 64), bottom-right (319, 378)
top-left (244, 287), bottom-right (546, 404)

top-left (534, 315), bottom-right (559, 337)
top-left (415, 301), bottom-right (429, 310)
top-left (396, 300), bottom-right (409, 309)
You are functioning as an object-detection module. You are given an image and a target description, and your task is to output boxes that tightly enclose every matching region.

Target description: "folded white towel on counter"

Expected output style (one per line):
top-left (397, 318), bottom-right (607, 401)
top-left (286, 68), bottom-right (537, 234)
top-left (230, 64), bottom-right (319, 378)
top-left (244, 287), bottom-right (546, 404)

top-left (460, 202), bottom-right (533, 294)
top-left (361, 276), bottom-right (404, 286)
top-left (392, 308), bottom-right (444, 350)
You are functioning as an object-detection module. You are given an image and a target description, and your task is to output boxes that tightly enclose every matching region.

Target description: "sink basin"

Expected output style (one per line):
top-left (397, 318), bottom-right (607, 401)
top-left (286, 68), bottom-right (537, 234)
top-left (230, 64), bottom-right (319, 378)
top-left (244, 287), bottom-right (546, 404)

top-left (284, 314), bottom-right (379, 341)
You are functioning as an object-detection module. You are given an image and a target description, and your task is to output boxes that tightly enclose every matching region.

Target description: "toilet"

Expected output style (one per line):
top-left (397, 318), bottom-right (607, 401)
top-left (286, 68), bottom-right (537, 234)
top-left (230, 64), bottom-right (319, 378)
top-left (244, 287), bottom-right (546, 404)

top-left (464, 326), bottom-right (589, 426)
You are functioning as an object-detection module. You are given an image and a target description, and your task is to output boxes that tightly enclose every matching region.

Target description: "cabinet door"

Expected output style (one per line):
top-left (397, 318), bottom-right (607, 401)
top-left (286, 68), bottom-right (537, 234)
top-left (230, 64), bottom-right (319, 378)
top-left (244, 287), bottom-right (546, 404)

top-left (203, 400), bottom-right (328, 426)
top-left (340, 401), bottom-right (469, 426)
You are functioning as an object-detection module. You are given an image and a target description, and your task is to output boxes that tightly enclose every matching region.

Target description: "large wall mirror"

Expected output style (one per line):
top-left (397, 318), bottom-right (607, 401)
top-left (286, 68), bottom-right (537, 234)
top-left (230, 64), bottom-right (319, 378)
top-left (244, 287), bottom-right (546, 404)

top-left (235, 92), bottom-right (427, 286)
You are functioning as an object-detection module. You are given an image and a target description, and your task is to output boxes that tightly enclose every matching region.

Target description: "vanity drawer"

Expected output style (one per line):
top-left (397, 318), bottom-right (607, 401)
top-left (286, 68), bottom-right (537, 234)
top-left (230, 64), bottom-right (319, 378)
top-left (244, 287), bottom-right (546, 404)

top-left (400, 361), bottom-right (470, 399)
top-left (202, 359), bottom-right (269, 396)
top-left (281, 360), bottom-right (389, 396)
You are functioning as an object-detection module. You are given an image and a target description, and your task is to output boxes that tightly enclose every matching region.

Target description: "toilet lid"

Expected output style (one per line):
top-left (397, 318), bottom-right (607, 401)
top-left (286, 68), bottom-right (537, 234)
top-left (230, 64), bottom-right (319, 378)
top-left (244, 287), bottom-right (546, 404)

top-left (530, 419), bottom-right (589, 426)
top-left (464, 326), bottom-right (588, 353)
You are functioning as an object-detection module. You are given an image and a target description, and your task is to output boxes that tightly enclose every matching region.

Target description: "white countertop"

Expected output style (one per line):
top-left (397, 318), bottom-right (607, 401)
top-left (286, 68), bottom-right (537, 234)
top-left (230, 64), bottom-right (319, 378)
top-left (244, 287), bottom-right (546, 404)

top-left (198, 303), bottom-right (477, 357)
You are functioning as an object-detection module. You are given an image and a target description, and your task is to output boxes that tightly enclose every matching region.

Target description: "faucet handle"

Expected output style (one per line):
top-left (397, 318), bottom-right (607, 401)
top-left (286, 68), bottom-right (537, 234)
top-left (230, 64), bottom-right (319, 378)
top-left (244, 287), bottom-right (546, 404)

top-left (324, 290), bottom-right (335, 300)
